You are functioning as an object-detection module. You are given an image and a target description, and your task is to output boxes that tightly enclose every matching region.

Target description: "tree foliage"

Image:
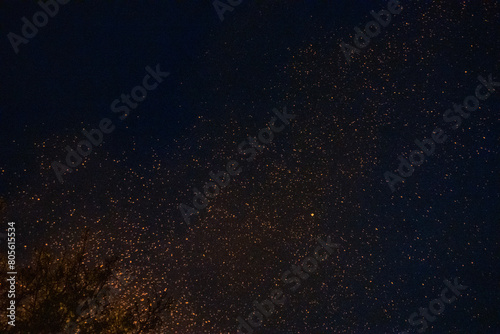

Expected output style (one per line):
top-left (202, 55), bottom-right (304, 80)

top-left (0, 231), bottom-right (173, 333)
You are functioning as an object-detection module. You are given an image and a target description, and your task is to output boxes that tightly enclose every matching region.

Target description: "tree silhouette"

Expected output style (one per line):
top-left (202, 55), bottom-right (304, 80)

top-left (0, 230), bottom-right (173, 333)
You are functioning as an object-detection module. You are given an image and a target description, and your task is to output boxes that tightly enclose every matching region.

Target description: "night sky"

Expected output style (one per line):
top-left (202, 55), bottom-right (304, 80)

top-left (1, 0), bottom-right (500, 333)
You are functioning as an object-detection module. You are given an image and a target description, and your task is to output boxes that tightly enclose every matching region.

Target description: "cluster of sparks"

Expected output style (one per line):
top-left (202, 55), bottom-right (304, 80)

top-left (2, 1), bottom-right (499, 332)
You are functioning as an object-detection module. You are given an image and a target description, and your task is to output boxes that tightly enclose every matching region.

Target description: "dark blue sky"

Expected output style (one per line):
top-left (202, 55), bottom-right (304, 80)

top-left (1, 1), bottom-right (499, 333)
